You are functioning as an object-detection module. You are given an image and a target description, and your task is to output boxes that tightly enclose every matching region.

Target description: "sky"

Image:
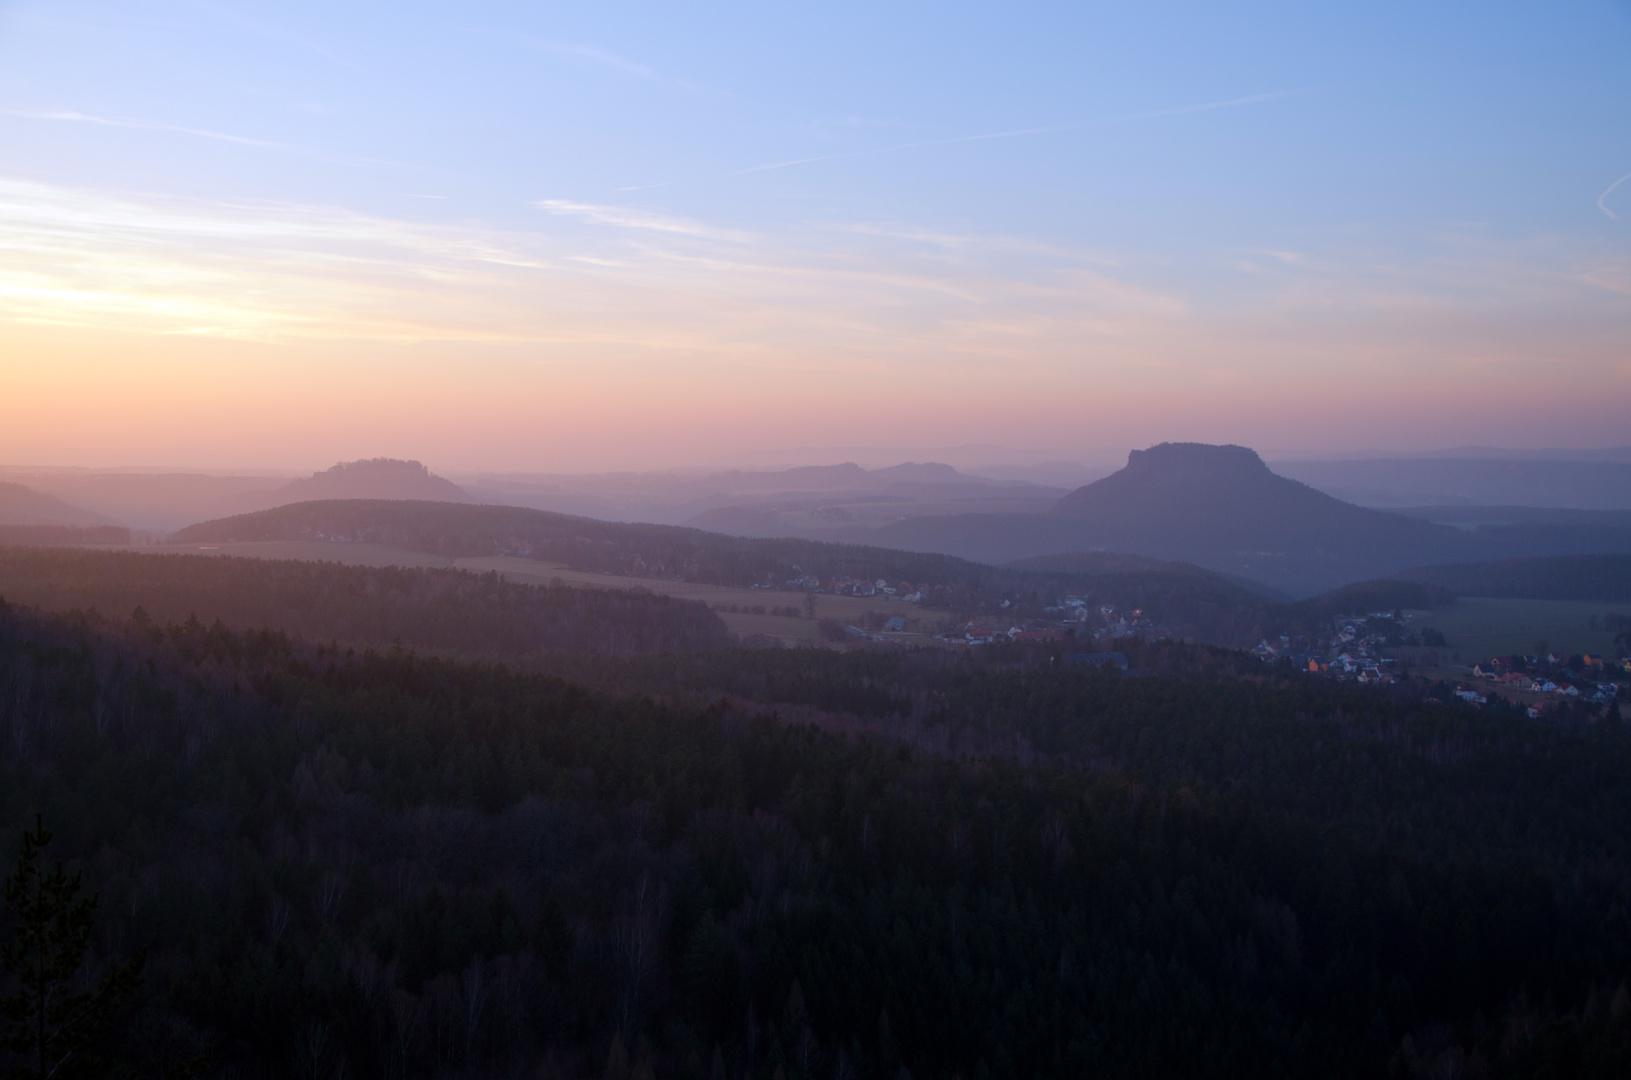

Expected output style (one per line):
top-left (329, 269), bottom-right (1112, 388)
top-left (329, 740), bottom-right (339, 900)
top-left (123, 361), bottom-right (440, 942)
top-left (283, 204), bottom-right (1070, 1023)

top-left (0, 0), bottom-right (1628, 472)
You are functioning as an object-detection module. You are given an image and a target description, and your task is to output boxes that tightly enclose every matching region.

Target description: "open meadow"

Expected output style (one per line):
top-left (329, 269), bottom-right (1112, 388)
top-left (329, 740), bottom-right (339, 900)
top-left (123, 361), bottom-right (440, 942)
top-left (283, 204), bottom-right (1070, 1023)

top-left (458, 555), bottom-right (939, 646)
top-left (143, 541), bottom-right (943, 647)
top-left (1411, 596), bottom-right (1628, 661)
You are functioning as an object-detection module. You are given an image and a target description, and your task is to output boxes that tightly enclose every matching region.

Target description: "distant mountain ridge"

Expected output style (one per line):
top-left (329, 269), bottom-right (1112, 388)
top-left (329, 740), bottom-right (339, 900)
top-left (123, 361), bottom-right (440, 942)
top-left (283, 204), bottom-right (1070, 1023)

top-left (865, 443), bottom-right (1631, 595)
top-left (166, 498), bottom-right (1283, 644)
top-left (458, 459), bottom-right (1061, 532)
top-left (0, 481), bottom-right (113, 527)
top-left (268, 458), bottom-right (472, 506)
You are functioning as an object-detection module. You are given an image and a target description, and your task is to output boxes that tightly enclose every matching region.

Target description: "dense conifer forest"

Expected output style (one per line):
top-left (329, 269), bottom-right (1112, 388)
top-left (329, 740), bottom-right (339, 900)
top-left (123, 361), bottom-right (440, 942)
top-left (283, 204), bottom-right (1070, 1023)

top-left (1, 585), bottom-right (1629, 1079)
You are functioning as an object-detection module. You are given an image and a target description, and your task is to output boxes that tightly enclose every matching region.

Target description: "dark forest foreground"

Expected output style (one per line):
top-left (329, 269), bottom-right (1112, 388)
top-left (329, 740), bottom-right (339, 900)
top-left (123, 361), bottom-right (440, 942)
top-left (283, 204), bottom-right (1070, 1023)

top-left (1, 600), bottom-right (1629, 1079)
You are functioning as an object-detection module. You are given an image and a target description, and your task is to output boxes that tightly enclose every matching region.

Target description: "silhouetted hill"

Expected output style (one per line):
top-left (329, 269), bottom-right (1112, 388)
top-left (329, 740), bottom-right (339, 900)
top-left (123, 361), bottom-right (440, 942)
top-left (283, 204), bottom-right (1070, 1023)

top-left (1053, 442), bottom-right (1450, 541)
top-left (0, 470), bottom-right (291, 532)
top-left (460, 460), bottom-right (1059, 533)
top-left (870, 444), bottom-right (1468, 594)
top-left (0, 481), bottom-right (114, 526)
top-left (866, 444), bottom-right (1631, 595)
top-left (170, 499), bottom-right (1019, 599)
top-left (867, 461), bottom-right (966, 484)
top-left (261, 458), bottom-right (472, 508)
top-left (167, 499), bottom-right (1281, 639)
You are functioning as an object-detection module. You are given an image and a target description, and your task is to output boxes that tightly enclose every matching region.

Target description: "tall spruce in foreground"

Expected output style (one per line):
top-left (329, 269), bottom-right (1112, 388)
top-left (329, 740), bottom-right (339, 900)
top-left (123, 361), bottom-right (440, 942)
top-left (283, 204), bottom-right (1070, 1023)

top-left (1, 816), bottom-right (142, 1080)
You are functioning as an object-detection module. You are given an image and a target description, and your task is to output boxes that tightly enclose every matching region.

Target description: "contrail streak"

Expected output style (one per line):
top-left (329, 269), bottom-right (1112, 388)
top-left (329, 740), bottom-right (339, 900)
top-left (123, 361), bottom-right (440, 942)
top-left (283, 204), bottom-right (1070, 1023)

top-left (1598, 171), bottom-right (1631, 220)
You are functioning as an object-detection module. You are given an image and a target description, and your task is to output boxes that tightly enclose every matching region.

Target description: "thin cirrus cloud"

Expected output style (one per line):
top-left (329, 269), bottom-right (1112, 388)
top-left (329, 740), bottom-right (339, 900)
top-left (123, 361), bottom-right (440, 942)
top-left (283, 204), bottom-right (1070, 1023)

top-left (0, 176), bottom-right (1626, 443)
top-left (0, 177), bottom-right (1140, 354)
top-left (534, 199), bottom-right (738, 240)
top-left (2, 108), bottom-right (293, 149)
top-left (2, 108), bottom-right (427, 173)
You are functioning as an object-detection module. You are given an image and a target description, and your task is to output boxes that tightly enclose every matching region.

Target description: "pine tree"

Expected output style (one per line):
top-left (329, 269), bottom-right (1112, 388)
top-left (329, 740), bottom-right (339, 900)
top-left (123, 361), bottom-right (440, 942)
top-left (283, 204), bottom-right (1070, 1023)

top-left (1, 816), bottom-right (143, 1080)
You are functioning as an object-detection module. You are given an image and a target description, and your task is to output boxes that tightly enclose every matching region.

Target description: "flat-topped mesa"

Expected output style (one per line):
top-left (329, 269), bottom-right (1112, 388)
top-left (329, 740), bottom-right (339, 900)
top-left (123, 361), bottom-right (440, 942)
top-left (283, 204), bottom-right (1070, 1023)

top-left (318, 458), bottom-right (434, 480)
top-left (1055, 442), bottom-right (1284, 516)
top-left (269, 458), bottom-right (475, 505)
top-left (1121, 442), bottom-right (1271, 478)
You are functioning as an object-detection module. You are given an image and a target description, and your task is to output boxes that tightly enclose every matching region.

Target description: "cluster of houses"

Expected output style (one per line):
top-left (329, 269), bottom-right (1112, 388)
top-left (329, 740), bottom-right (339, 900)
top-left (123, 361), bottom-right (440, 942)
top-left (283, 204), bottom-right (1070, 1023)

top-left (1457, 653), bottom-right (1626, 714)
top-left (943, 622), bottom-right (1069, 646)
top-left (774, 572), bottom-right (931, 602)
top-left (1247, 609), bottom-right (1629, 714)
top-left (940, 599), bottom-right (1170, 648)
top-left (1254, 614), bottom-right (1402, 685)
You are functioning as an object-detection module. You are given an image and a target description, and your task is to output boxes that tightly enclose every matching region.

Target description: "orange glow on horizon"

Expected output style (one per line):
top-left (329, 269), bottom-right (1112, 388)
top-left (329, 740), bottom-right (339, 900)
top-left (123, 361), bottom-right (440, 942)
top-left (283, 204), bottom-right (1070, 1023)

top-left (2, 178), bottom-right (1627, 471)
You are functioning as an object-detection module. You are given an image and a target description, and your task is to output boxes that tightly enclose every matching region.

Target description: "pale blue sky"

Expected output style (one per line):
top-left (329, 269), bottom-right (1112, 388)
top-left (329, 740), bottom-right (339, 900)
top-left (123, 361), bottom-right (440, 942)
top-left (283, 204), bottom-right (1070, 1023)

top-left (1, 0), bottom-right (1628, 468)
top-left (7, 1), bottom-right (1629, 238)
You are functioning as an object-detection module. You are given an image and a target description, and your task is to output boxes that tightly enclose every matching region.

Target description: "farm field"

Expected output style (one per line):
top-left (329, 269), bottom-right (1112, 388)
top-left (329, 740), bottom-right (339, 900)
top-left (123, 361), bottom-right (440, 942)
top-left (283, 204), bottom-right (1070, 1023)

top-left (1411, 596), bottom-right (1628, 661)
top-left (130, 542), bottom-right (940, 647)
top-left (454, 555), bottom-right (940, 646)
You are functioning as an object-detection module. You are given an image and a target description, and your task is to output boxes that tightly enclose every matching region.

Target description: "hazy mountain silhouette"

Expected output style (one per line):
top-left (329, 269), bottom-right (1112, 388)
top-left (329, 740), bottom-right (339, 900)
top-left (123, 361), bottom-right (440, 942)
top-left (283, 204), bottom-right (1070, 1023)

top-left (0, 471), bottom-right (290, 532)
top-left (865, 443), bottom-right (1631, 594)
top-left (1051, 442), bottom-right (1455, 549)
top-left (459, 460), bottom-right (1059, 531)
top-left (261, 459), bottom-right (473, 508)
top-left (0, 481), bottom-right (115, 527)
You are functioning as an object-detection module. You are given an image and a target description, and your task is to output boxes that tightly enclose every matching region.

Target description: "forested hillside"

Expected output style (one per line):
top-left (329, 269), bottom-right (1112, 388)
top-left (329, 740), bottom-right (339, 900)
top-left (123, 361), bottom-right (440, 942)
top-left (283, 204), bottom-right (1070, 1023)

top-left (165, 501), bottom-right (1279, 640)
top-left (1, 604), bottom-right (1628, 1079)
top-left (0, 548), bottom-right (730, 657)
top-left (171, 499), bottom-right (1003, 593)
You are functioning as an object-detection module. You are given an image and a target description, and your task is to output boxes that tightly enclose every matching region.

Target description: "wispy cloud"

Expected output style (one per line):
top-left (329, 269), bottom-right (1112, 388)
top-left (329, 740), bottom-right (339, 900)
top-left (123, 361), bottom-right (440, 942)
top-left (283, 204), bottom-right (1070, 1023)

top-left (0, 175), bottom-right (1622, 418)
top-left (3, 108), bottom-right (291, 149)
top-left (3, 108), bottom-right (432, 173)
top-left (534, 199), bottom-right (741, 239)
top-left (1, 175), bottom-right (1626, 463)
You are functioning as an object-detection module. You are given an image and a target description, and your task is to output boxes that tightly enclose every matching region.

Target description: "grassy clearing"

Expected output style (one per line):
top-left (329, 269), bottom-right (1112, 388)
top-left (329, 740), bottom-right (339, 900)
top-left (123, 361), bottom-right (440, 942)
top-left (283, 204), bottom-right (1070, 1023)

top-left (456, 556), bottom-right (940, 646)
top-left (118, 544), bottom-right (942, 649)
top-left (1413, 596), bottom-right (1628, 660)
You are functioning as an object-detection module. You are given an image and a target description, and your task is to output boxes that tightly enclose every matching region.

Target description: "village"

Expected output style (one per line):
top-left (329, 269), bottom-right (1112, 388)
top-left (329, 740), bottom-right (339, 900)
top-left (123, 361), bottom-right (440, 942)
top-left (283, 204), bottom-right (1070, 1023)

top-left (1445, 652), bottom-right (1628, 715)
top-left (1250, 611), bottom-right (1630, 716)
top-left (784, 571), bottom-right (1174, 648)
top-left (1253, 613), bottom-right (1408, 686)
